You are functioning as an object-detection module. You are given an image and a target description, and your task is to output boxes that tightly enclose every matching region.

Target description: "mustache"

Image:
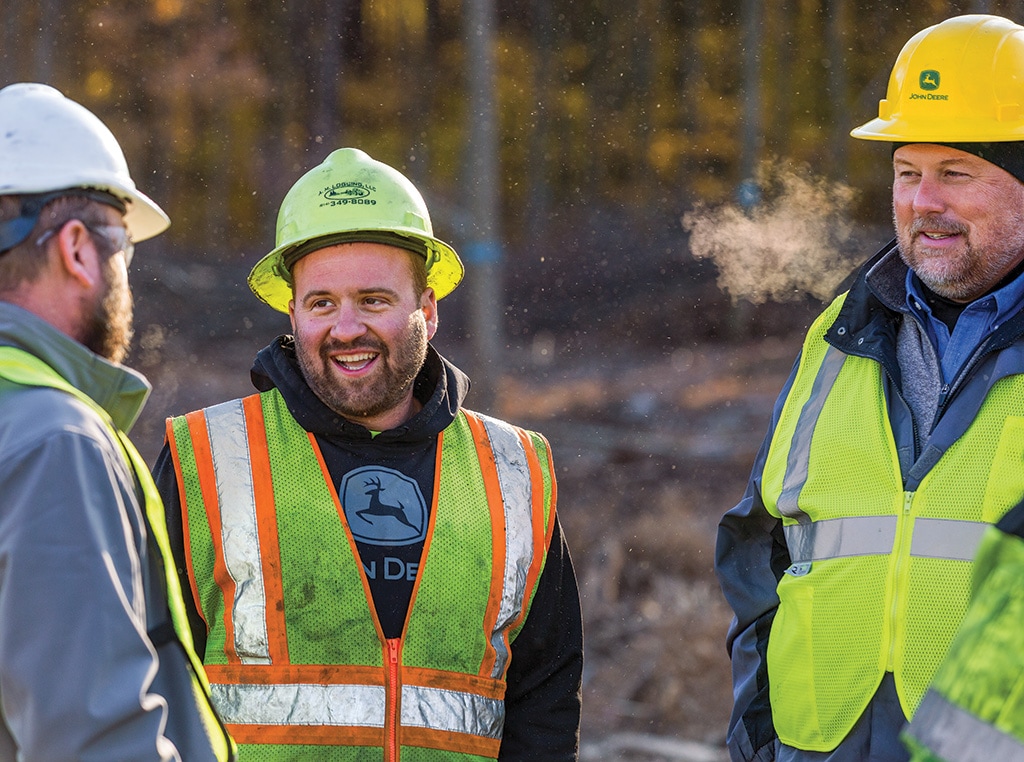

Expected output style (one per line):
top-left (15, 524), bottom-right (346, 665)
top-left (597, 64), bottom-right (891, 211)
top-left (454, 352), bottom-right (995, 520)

top-left (909, 216), bottom-right (968, 237)
top-left (319, 338), bottom-right (385, 354)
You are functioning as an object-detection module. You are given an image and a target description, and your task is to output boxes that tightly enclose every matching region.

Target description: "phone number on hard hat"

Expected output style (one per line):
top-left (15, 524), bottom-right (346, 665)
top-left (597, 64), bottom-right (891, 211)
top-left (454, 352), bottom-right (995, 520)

top-left (320, 199), bottom-right (378, 206)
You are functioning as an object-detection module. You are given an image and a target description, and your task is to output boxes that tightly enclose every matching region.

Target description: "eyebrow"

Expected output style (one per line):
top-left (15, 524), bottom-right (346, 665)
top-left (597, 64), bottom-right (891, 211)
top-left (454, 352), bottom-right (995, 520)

top-left (893, 156), bottom-right (976, 169)
top-left (299, 286), bottom-right (402, 302)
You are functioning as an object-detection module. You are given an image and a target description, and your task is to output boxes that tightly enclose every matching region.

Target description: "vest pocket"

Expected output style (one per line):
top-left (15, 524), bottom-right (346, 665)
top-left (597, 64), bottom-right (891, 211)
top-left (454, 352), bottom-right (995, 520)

top-left (768, 579), bottom-right (822, 745)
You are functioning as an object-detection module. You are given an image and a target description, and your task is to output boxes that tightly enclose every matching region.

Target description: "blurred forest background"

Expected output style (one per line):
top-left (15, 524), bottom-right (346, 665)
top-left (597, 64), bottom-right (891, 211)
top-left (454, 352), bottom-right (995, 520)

top-left (4, 0), bottom-right (1022, 758)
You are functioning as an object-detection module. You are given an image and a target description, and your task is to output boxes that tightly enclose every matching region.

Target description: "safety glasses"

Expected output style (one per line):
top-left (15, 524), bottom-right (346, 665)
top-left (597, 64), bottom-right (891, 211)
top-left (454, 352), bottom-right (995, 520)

top-left (36, 220), bottom-right (134, 266)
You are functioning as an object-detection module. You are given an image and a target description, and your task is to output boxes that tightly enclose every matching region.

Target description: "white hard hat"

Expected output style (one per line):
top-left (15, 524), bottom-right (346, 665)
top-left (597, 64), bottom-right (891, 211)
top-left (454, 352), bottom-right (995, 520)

top-left (0, 83), bottom-right (169, 242)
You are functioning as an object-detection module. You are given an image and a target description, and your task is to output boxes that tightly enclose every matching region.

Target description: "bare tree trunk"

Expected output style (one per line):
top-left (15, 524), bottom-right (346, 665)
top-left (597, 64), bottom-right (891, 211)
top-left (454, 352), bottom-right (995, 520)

top-left (738, 0), bottom-right (764, 201)
top-left (311, 0), bottom-right (344, 152)
top-left (525, 0), bottom-right (554, 245)
top-left (33, 0), bottom-right (60, 82)
top-left (463, 0), bottom-right (503, 410)
top-left (826, 0), bottom-right (850, 181)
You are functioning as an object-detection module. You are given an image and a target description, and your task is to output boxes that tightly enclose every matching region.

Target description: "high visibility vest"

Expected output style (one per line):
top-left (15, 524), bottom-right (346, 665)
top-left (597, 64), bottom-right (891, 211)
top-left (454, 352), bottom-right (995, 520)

top-left (166, 389), bottom-right (556, 761)
top-left (760, 294), bottom-right (1024, 752)
top-left (0, 346), bottom-right (235, 762)
top-left (903, 527), bottom-right (1024, 762)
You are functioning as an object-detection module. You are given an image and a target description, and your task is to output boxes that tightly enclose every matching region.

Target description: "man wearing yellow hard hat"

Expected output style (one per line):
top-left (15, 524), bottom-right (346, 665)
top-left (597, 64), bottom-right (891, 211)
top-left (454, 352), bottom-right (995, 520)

top-left (716, 15), bottom-right (1024, 762)
top-left (152, 147), bottom-right (584, 759)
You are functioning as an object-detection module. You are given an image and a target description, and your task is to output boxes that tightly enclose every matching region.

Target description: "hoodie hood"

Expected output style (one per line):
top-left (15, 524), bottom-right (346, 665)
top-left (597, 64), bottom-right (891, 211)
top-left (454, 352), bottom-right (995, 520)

top-left (250, 335), bottom-right (470, 444)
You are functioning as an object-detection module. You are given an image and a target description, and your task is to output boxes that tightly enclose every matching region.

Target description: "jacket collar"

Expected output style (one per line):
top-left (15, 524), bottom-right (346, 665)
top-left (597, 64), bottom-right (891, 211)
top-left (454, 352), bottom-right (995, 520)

top-left (0, 301), bottom-right (151, 431)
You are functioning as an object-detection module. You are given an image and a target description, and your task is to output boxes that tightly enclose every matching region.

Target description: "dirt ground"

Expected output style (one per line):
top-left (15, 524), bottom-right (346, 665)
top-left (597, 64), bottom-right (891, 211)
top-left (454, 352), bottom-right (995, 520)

top-left (125, 256), bottom-right (804, 761)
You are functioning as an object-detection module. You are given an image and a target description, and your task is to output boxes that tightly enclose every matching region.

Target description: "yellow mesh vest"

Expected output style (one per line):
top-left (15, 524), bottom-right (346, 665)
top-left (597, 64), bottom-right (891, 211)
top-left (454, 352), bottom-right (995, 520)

top-left (761, 294), bottom-right (1024, 751)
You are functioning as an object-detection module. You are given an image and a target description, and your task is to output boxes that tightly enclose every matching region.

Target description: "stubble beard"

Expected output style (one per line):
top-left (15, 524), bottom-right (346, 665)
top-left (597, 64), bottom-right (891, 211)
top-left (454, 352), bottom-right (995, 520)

top-left (295, 317), bottom-right (429, 425)
top-left (82, 256), bottom-right (134, 364)
top-left (896, 212), bottom-right (1024, 302)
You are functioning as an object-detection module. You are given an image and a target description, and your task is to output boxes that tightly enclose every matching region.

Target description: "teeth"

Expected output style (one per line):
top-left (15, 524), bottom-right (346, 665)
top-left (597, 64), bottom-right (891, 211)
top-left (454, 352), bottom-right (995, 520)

top-left (334, 352), bottom-right (377, 370)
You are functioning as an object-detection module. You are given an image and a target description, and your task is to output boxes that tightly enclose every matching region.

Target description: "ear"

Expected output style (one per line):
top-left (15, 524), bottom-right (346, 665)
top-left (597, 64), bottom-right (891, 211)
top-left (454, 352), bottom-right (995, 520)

top-left (54, 219), bottom-right (101, 289)
top-left (288, 299), bottom-right (297, 332)
top-left (421, 287), bottom-right (438, 340)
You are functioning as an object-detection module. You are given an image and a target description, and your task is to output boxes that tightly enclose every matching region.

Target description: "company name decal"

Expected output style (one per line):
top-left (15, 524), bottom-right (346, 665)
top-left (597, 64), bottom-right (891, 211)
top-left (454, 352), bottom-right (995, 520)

top-left (913, 69), bottom-right (947, 100)
top-left (320, 182), bottom-right (378, 207)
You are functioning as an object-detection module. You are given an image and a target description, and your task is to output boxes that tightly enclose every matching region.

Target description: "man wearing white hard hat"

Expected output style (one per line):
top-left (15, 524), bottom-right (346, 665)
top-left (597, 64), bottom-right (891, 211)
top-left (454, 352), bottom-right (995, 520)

top-left (0, 83), bottom-right (234, 760)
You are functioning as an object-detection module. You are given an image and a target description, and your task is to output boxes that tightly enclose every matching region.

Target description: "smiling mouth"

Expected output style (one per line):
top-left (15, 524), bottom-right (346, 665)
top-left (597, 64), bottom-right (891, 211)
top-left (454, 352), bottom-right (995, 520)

top-left (333, 351), bottom-right (379, 371)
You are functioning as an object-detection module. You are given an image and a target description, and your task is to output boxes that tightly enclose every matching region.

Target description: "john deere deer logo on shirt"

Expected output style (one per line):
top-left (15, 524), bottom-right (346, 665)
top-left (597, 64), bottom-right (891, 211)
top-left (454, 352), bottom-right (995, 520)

top-left (341, 466), bottom-right (427, 545)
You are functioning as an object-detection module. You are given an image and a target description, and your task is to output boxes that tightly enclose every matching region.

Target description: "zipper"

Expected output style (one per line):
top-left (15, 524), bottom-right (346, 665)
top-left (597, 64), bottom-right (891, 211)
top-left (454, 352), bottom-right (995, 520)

top-left (385, 638), bottom-right (401, 762)
top-left (887, 491), bottom-right (914, 670)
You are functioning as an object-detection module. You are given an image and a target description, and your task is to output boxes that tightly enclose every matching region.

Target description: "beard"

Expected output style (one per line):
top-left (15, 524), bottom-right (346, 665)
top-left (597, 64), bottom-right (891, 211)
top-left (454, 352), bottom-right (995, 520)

top-left (896, 211), bottom-right (1024, 302)
top-left (294, 317), bottom-right (429, 426)
top-left (81, 255), bottom-right (134, 364)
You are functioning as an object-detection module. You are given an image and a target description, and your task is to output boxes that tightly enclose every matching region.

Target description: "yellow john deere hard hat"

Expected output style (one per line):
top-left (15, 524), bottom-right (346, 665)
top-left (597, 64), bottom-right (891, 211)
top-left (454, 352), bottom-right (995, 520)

top-left (249, 147), bottom-right (464, 313)
top-left (851, 14), bottom-right (1024, 143)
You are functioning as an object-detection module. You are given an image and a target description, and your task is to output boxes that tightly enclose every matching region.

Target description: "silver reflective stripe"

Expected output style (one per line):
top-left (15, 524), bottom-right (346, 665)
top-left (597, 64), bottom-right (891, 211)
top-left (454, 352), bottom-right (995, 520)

top-left (776, 346), bottom-right (847, 521)
top-left (784, 516), bottom-right (990, 563)
top-left (204, 400), bottom-right (271, 665)
top-left (211, 683), bottom-right (385, 727)
top-left (910, 518), bottom-right (989, 561)
top-left (479, 414), bottom-right (536, 680)
top-left (784, 516), bottom-right (897, 563)
top-left (401, 684), bottom-right (503, 739)
top-left (908, 689), bottom-right (1024, 762)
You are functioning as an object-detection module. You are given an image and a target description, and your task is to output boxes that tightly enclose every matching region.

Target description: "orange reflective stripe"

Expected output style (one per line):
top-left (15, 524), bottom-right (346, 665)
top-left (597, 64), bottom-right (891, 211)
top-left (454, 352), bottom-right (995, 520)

top-left (463, 411), bottom-right (509, 678)
top-left (229, 723), bottom-right (383, 747)
top-left (166, 416), bottom-right (206, 624)
top-left (206, 662), bottom-right (385, 686)
top-left (184, 408), bottom-right (240, 664)
top-left (508, 428), bottom-right (551, 636)
top-left (241, 395), bottom-right (289, 664)
top-left (402, 725), bottom-right (501, 758)
top-left (401, 666), bottom-right (504, 699)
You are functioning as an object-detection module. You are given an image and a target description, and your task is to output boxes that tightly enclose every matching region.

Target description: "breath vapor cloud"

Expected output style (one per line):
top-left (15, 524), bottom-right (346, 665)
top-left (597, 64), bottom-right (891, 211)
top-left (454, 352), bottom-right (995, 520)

top-left (683, 160), bottom-right (862, 304)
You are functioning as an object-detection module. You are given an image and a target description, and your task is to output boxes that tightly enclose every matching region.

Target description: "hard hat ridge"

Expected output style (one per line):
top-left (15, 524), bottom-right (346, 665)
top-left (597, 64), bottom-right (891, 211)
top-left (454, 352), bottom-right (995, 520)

top-left (0, 83), bottom-right (169, 242)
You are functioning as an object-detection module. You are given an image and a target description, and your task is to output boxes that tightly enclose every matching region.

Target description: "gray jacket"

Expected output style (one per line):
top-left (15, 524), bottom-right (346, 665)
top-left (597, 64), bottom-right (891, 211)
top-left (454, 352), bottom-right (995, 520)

top-left (0, 302), bottom-right (221, 761)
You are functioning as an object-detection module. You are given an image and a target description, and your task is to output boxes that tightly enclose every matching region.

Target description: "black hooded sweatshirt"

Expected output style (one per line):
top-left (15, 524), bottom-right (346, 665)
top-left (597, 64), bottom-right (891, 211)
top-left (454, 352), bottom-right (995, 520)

top-left (153, 336), bottom-right (583, 759)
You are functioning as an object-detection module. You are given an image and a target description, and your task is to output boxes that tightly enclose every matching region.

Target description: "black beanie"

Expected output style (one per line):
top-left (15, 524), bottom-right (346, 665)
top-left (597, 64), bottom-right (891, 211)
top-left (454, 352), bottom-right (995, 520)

top-left (893, 141), bottom-right (1024, 185)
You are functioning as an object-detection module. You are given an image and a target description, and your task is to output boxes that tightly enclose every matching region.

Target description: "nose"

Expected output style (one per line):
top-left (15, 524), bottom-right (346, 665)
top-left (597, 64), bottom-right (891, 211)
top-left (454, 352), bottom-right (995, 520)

top-left (329, 303), bottom-right (368, 343)
top-left (911, 175), bottom-right (947, 216)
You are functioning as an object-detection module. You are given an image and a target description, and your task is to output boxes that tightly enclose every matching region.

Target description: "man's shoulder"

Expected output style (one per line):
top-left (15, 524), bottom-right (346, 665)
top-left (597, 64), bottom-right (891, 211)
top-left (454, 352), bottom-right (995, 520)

top-left (0, 380), bottom-right (106, 435)
top-left (0, 382), bottom-right (118, 466)
top-left (167, 391), bottom-right (267, 422)
top-left (458, 408), bottom-right (548, 439)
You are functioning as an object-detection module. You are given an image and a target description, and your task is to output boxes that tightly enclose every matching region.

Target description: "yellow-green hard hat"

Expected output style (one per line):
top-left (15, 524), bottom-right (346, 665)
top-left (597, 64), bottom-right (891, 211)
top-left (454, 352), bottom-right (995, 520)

top-left (851, 14), bottom-right (1024, 143)
top-left (249, 147), bottom-right (464, 312)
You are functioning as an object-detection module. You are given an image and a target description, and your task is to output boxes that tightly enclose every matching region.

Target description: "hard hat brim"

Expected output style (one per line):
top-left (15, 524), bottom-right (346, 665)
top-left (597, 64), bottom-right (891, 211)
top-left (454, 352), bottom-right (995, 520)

top-left (121, 187), bottom-right (170, 242)
top-left (248, 233), bottom-right (464, 313)
top-left (852, 117), bottom-right (1024, 143)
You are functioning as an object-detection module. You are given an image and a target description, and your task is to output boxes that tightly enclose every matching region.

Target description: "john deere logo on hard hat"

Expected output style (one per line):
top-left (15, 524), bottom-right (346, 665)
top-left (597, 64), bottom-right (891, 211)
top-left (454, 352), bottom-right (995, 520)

top-left (919, 70), bottom-right (940, 91)
top-left (321, 182), bottom-right (377, 207)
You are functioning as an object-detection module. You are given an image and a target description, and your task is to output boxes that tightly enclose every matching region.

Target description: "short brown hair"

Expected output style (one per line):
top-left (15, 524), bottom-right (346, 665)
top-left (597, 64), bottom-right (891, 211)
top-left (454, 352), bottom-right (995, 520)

top-left (0, 194), bottom-right (113, 294)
